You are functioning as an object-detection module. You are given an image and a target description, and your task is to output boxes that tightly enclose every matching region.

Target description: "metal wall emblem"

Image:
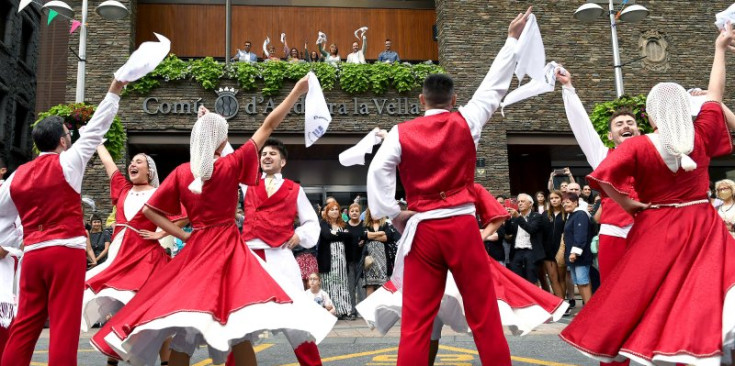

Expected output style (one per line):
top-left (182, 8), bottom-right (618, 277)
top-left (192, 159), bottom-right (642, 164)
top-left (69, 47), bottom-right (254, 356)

top-left (214, 87), bottom-right (240, 119)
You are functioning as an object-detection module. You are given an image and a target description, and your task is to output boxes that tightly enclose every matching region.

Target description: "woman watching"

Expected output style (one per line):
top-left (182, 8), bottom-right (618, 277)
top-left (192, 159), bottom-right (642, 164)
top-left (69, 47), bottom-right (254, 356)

top-left (542, 190), bottom-right (566, 301)
top-left (317, 201), bottom-right (352, 318)
top-left (362, 208), bottom-right (389, 296)
top-left (715, 179), bottom-right (735, 238)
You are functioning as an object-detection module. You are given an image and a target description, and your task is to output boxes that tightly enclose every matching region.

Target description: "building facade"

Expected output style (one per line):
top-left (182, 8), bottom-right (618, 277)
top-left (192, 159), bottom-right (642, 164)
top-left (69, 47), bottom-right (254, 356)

top-left (63, 0), bottom-right (735, 215)
top-left (0, 0), bottom-right (41, 171)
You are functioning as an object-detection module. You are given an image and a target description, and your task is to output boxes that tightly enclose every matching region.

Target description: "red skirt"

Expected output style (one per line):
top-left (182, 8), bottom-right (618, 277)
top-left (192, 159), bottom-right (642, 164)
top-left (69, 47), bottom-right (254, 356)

top-left (356, 256), bottom-right (567, 336)
top-left (560, 204), bottom-right (735, 365)
top-left (82, 227), bottom-right (170, 331)
top-left (91, 223), bottom-right (335, 365)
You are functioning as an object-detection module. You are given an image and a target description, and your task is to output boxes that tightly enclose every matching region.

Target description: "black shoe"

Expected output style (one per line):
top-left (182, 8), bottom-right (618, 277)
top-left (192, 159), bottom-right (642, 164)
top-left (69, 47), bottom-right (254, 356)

top-left (563, 307), bottom-right (573, 317)
top-left (568, 299), bottom-right (576, 308)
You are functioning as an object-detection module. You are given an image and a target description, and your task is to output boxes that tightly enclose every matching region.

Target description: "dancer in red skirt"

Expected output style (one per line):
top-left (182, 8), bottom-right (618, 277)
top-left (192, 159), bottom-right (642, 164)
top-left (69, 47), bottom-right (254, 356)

top-left (357, 183), bottom-right (568, 364)
top-left (83, 143), bottom-right (185, 365)
top-left (92, 77), bottom-right (334, 366)
top-left (560, 23), bottom-right (735, 365)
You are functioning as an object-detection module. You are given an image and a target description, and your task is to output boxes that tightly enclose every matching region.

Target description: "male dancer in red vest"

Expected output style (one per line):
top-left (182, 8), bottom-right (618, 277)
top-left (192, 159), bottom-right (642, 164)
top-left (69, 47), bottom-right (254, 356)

top-left (366, 8), bottom-right (531, 365)
top-left (556, 69), bottom-right (640, 366)
top-left (225, 138), bottom-right (326, 366)
top-left (0, 78), bottom-right (125, 365)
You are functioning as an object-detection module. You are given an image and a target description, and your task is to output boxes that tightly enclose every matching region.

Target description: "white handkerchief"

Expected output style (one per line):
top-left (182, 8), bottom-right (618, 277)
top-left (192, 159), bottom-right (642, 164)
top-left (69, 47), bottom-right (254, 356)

top-left (339, 128), bottom-right (383, 166)
top-left (305, 72), bottom-right (332, 147)
top-left (513, 14), bottom-right (545, 83)
top-left (114, 33), bottom-right (170, 83)
top-left (18, 0), bottom-right (32, 12)
top-left (501, 61), bottom-right (558, 113)
top-left (689, 94), bottom-right (707, 117)
top-left (354, 26), bottom-right (368, 39)
top-left (316, 32), bottom-right (327, 45)
top-left (263, 37), bottom-right (271, 56)
top-left (715, 3), bottom-right (735, 30)
top-left (281, 33), bottom-right (286, 43)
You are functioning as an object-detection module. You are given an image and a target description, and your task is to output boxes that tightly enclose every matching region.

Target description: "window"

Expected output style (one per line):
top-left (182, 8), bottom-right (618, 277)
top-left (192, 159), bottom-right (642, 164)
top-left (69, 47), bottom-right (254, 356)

top-left (19, 17), bottom-right (34, 63)
top-left (13, 102), bottom-right (28, 148)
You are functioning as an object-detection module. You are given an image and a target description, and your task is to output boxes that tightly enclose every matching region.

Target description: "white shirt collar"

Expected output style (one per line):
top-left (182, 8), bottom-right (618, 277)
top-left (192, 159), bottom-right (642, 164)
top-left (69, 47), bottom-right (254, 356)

top-left (424, 109), bottom-right (450, 117)
top-left (261, 172), bottom-right (283, 181)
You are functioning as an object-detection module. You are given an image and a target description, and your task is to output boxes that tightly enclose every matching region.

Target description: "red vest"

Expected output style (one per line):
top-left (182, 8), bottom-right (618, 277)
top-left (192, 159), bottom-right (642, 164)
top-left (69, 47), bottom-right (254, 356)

top-left (397, 111), bottom-right (476, 212)
top-left (10, 154), bottom-right (86, 246)
top-left (241, 179), bottom-right (299, 247)
top-left (599, 149), bottom-right (635, 227)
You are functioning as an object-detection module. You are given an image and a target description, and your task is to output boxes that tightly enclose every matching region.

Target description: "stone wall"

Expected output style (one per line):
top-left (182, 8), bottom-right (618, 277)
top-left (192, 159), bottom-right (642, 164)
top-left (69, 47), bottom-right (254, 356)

top-left (73, 0), bottom-right (735, 215)
top-left (436, 0), bottom-right (734, 195)
top-left (0, 0), bottom-right (40, 170)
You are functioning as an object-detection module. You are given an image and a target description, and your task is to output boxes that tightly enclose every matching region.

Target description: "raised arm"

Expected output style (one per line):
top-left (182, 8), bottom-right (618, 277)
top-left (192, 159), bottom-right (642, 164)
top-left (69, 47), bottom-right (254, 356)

top-left (60, 79), bottom-right (126, 192)
top-left (361, 35), bottom-right (368, 54)
top-left (708, 22), bottom-right (735, 103)
top-left (458, 7), bottom-right (531, 144)
top-left (367, 126), bottom-right (401, 220)
top-left (96, 144), bottom-right (119, 178)
top-left (556, 69), bottom-right (610, 168)
top-left (318, 42), bottom-right (329, 58)
top-left (251, 76), bottom-right (309, 148)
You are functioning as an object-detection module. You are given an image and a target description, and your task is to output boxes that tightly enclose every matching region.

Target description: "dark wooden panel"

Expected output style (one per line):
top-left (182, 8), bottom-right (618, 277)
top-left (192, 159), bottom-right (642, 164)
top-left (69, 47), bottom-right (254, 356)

top-left (136, 5), bottom-right (438, 61)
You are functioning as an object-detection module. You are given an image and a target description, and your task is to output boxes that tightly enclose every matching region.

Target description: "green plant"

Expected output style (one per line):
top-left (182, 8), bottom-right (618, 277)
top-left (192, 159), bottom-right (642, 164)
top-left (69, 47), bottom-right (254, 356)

top-left (234, 62), bottom-right (261, 91)
top-left (261, 61), bottom-right (287, 96)
top-left (339, 64), bottom-right (371, 94)
top-left (283, 62), bottom-right (310, 81)
top-left (34, 103), bottom-right (126, 160)
top-left (190, 57), bottom-right (224, 90)
top-left (310, 62), bottom-right (337, 91)
top-left (122, 76), bottom-right (159, 96)
top-left (368, 62), bottom-right (392, 94)
top-left (152, 54), bottom-right (190, 81)
top-left (391, 63), bottom-right (418, 93)
top-left (119, 54), bottom-right (445, 97)
top-left (589, 94), bottom-right (651, 148)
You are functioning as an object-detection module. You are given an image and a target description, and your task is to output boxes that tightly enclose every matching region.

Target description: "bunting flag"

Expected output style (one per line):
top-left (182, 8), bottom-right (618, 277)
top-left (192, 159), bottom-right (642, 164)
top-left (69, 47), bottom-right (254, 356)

top-left (47, 9), bottom-right (58, 25)
top-left (18, 0), bottom-right (32, 13)
top-left (69, 20), bottom-right (81, 33)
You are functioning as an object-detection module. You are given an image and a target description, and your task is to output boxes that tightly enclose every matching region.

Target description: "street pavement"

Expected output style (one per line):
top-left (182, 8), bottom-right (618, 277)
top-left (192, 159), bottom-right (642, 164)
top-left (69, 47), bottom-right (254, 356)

top-left (28, 306), bottom-right (598, 366)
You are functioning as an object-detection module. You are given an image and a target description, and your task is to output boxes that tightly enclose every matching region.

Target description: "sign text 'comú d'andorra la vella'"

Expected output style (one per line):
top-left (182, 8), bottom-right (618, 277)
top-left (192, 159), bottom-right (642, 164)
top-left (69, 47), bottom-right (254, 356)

top-left (142, 87), bottom-right (422, 120)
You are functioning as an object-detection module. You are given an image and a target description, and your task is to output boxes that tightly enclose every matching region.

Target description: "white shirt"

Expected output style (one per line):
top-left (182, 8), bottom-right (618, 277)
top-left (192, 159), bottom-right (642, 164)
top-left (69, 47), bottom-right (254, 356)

top-left (240, 172), bottom-right (320, 249)
top-left (346, 37), bottom-right (367, 64)
top-left (367, 37), bottom-right (518, 219)
top-left (562, 86), bottom-right (632, 239)
top-left (123, 188), bottom-right (157, 222)
top-left (514, 213), bottom-right (533, 250)
top-left (0, 93), bottom-right (120, 251)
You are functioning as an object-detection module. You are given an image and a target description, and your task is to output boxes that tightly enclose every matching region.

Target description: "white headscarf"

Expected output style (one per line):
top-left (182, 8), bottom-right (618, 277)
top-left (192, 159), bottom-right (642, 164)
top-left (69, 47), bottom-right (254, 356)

top-left (646, 82), bottom-right (697, 172)
top-left (188, 112), bottom-right (228, 194)
top-left (143, 154), bottom-right (160, 187)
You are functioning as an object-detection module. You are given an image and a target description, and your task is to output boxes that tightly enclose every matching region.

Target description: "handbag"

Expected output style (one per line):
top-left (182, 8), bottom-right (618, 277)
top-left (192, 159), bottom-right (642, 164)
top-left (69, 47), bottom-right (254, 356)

top-left (555, 234), bottom-right (566, 266)
top-left (363, 255), bottom-right (374, 270)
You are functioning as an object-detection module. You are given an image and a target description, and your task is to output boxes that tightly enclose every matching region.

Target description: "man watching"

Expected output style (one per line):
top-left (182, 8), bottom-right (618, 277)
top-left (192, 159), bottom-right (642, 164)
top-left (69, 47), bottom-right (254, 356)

top-left (346, 34), bottom-right (367, 64)
top-left (566, 183), bottom-right (589, 212)
top-left (377, 39), bottom-right (400, 63)
top-left (233, 41), bottom-right (258, 63)
top-left (506, 193), bottom-right (545, 284)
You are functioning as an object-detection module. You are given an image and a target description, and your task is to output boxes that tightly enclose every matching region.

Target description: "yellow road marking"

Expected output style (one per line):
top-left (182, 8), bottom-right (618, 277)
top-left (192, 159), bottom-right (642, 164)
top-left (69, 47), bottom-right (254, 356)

top-left (30, 363), bottom-right (47, 366)
top-left (279, 346), bottom-right (399, 366)
top-left (439, 345), bottom-right (579, 366)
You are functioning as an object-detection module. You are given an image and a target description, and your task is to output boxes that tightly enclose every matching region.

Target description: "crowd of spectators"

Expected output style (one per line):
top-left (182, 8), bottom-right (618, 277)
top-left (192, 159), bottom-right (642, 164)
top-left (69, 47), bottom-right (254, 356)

top-left (231, 34), bottom-right (402, 65)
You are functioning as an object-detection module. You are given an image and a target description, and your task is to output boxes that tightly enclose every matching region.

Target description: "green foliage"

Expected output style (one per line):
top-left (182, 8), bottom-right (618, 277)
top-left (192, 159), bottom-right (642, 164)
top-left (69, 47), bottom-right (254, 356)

top-left (391, 63), bottom-right (418, 93)
top-left (340, 64), bottom-right (371, 94)
top-left (34, 103), bottom-right (126, 161)
top-left (190, 57), bottom-right (224, 90)
top-left (152, 54), bottom-right (190, 81)
top-left (310, 62), bottom-right (337, 91)
top-left (589, 94), bottom-right (651, 148)
top-left (261, 61), bottom-right (287, 96)
top-left (283, 62), bottom-right (311, 81)
top-left (368, 62), bottom-right (392, 95)
top-left (122, 55), bottom-right (445, 96)
top-left (233, 62), bottom-right (260, 91)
